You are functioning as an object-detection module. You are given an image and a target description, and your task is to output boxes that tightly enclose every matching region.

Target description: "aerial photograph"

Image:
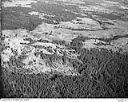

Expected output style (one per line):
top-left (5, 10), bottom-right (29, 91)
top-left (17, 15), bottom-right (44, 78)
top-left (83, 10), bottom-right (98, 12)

top-left (1, 0), bottom-right (128, 98)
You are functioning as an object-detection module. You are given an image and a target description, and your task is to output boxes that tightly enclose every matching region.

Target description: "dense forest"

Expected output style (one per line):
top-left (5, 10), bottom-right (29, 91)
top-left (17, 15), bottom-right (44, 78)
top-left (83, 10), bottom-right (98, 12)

top-left (1, 45), bottom-right (128, 97)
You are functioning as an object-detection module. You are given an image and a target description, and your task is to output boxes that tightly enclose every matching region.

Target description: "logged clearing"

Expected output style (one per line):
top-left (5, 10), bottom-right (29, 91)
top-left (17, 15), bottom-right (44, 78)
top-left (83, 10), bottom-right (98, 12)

top-left (1, 0), bottom-right (128, 98)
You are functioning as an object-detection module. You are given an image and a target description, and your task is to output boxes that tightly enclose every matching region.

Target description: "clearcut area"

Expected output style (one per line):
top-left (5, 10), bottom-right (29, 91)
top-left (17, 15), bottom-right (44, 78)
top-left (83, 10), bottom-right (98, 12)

top-left (1, 0), bottom-right (128, 98)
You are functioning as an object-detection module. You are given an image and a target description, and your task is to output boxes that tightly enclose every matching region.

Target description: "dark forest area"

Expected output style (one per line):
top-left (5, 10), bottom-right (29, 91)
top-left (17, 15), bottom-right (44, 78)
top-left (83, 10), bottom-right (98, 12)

top-left (1, 46), bottom-right (128, 98)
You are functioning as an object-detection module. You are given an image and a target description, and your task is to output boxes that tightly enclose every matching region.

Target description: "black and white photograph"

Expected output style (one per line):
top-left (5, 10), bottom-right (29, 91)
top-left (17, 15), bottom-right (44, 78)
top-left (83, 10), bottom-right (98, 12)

top-left (1, 0), bottom-right (128, 100)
